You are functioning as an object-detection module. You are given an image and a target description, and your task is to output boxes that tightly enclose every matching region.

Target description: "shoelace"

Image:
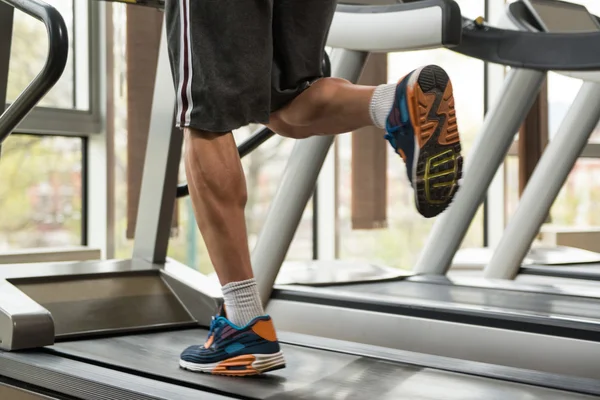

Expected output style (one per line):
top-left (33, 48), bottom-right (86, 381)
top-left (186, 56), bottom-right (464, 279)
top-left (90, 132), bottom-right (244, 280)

top-left (207, 315), bottom-right (226, 338)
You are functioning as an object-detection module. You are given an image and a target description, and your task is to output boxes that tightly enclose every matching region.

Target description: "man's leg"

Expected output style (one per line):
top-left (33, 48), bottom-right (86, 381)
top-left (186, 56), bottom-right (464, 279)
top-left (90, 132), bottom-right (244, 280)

top-left (269, 68), bottom-right (462, 218)
top-left (165, 0), bottom-right (284, 376)
top-left (268, 77), bottom-right (375, 137)
top-left (182, 130), bottom-right (253, 285)
top-left (269, 77), bottom-right (375, 137)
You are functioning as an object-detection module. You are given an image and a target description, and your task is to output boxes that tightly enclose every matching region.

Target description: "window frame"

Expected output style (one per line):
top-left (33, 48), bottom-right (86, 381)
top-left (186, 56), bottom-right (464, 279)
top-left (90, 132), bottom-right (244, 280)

top-left (8, 0), bottom-right (103, 137)
top-left (1, 1), bottom-right (109, 258)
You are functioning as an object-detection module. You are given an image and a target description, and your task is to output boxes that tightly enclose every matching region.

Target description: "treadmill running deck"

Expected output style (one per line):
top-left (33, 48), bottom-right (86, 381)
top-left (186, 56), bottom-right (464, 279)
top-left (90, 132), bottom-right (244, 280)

top-left (49, 329), bottom-right (596, 400)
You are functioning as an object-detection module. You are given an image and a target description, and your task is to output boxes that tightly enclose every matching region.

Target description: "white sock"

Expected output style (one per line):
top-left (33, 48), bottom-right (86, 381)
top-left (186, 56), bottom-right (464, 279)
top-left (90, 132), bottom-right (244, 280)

top-left (369, 83), bottom-right (397, 129)
top-left (222, 278), bottom-right (265, 327)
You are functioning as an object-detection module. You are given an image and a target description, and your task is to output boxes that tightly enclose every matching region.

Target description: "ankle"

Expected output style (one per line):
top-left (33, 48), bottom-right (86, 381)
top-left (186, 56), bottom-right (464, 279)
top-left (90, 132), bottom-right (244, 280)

top-left (369, 83), bottom-right (398, 129)
top-left (222, 278), bottom-right (265, 327)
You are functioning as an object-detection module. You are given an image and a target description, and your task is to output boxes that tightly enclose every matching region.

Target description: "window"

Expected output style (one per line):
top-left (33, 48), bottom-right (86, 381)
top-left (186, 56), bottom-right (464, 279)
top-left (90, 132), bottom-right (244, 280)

top-left (337, 0), bottom-right (485, 269)
top-left (504, 156), bottom-right (519, 220)
top-left (505, 156), bottom-right (600, 227)
top-left (0, 134), bottom-right (83, 250)
top-left (0, 0), bottom-right (97, 253)
top-left (5, 0), bottom-right (100, 137)
top-left (7, 0), bottom-right (90, 110)
top-left (551, 159), bottom-right (600, 226)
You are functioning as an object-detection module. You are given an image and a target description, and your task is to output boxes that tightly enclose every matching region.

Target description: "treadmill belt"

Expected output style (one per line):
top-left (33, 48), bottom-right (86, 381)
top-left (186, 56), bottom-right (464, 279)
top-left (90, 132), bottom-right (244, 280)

top-left (522, 264), bottom-right (600, 281)
top-left (49, 329), bottom-right (594, 399)
top-left (335, 280), bottom-right (600, 321)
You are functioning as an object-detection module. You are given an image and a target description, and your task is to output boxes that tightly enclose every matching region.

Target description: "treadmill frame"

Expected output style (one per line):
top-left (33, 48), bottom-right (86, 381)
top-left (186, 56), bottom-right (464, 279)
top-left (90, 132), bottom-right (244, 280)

top-left (484, 0), bottom-right (600, 280)
top-left (266, 283), bottom-right (600, 380)
top-left (0, 0), bottom-right (461, 349)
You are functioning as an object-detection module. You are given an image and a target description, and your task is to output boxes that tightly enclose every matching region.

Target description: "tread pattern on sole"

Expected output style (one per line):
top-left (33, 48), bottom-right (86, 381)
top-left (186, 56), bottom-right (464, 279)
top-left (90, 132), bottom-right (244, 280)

top-left (413, 65), bottom-right (463, 218)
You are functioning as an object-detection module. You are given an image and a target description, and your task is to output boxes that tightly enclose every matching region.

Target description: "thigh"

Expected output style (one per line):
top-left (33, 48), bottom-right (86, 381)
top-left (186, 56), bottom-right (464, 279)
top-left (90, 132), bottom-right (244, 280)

top-left (164, 0), bottom-right (275, 132)
top-left (270, 0), bottom-right (337, 112)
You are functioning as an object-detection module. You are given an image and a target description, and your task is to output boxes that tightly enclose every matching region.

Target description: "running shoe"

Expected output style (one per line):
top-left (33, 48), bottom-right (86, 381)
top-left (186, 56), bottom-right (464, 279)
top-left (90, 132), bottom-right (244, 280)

top-left (179, 307), bottom-right (285, 376)
top-left (384, 64), bottom-right (463, 218)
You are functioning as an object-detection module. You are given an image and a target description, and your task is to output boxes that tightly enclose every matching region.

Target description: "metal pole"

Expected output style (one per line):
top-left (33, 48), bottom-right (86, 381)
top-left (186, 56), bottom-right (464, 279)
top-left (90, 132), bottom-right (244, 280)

top-left (186, 197), bottom-right (197, 268)
top-left (132, 27), bottom-right (181, 263)
top-left (0, 2), bottom-right (13, 158)
top-left (253, 49), bottom-right (368, 306)
top-left (485, 82), bottom-right (600, 279)
top-left (0, 2), bottom-right (12, 111)
top-left (414, 68), bottom-right (546, 275)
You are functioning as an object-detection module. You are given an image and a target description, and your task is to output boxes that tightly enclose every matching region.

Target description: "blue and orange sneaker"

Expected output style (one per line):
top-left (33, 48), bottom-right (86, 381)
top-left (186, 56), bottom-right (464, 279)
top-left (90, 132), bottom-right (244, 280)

top-left (384, 64), bottom-right (463, 218)
top-left (179, 307), bottom-right (285, 376)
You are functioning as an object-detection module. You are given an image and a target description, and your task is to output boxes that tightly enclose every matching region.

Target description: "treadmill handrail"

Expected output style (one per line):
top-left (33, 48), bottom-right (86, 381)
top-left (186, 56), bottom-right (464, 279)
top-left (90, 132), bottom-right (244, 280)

top-left (0, 0), bottom-right (69, 145)
top-left (454, 17), bottom-right (600, 71)
top-left (328, 0), bottom-right (462, 50)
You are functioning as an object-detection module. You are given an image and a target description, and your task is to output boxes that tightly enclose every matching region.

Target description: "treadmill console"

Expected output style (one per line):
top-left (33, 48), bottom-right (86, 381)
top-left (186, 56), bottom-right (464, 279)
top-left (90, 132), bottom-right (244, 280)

top-left (522, 0), bottom-right (600, 32)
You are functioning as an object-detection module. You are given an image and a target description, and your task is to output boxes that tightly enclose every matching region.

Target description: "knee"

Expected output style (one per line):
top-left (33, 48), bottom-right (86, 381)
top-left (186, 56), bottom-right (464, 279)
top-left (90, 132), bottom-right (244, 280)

top-left (276, 77), bottom-right (347, 128)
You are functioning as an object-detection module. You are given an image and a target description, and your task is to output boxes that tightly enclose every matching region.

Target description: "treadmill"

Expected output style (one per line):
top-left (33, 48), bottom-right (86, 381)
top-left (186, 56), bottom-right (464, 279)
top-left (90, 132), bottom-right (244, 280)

top-left (249, 0), bottom-right (600, 381)
top-left (480, 0), bottom-right (600, 285)
top-left (5, 0), bottom-right (598, 398)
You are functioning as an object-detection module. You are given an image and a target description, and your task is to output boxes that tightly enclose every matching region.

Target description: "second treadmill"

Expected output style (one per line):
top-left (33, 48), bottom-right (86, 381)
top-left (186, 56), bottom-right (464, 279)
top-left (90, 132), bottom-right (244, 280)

top-left (260, 1), bottom-right (600, 381)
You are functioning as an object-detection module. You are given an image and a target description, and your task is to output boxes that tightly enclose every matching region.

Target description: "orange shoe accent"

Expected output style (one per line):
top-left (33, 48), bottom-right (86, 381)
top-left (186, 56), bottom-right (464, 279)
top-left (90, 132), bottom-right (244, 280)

top-left (405, 68), bottom-right (460, 149)
top-left (416, 91), bottom-right (438, 146)
top-left (204, 334), bottom-right (214, 349)
top-left (397, 148), bottom-right (407, 160)
top-left (438, 81), bottom-right (460, 146)
top-left (213, 354), bottom-right (258, 376)
top-left (406, 76), bottom-right (437, 148)
top-left (251, 319), bottom-right (278, 342)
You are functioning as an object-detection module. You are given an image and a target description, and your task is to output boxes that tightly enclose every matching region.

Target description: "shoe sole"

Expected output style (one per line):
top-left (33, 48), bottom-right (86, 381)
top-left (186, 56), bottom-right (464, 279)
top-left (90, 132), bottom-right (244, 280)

top-left (406, 65), bottom-right (462, 218)
top-left (179, 351), bottom-right (286, 377)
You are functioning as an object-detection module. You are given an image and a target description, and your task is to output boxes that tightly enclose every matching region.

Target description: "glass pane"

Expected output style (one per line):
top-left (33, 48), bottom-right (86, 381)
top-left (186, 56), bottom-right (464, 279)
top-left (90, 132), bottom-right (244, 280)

top-left (551, 158), bottom-right (600, 226)
top-left (7, 0), bottom-right (86, 110)
top-left (0, 134), bottom-right (83, 250)
top-left (505, 157), bottom-right (600, 229)
top-left (337, 0), bottom-right (485, 269)
top-left (547, 71), bottom-right (600, 141)
top-left (504, 156), bottom-right (519, 220)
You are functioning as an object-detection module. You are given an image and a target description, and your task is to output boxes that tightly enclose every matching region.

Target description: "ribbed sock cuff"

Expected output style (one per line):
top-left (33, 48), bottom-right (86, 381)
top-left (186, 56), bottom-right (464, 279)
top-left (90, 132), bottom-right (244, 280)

top-left (222, 278), bottom-right (265, 327)
top-left (369, 83), bottom-right (397, 129)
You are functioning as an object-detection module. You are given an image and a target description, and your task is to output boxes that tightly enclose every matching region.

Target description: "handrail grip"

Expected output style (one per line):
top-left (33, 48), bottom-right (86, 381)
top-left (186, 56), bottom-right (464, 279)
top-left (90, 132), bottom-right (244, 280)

top-left (0, 0), bottom-right (69, 144)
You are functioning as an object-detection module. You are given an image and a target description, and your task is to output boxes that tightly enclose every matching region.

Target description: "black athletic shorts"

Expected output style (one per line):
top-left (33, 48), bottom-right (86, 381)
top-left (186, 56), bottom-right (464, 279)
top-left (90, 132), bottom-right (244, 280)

top-left (164, 0), bottom-right (337, 133)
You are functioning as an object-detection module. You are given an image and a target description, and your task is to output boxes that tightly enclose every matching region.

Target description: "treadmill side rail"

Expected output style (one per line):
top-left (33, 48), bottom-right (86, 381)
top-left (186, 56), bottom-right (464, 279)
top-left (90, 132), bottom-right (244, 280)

top-left (161, 260), bottom-right (222, 325)
top-left (0, 280), bottom-right (54, 350)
